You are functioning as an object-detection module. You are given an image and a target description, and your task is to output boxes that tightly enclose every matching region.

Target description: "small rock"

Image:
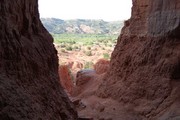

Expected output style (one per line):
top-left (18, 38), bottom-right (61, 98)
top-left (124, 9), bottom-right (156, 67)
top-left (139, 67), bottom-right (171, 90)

top-left (79, 101), bottom-right (86, 109)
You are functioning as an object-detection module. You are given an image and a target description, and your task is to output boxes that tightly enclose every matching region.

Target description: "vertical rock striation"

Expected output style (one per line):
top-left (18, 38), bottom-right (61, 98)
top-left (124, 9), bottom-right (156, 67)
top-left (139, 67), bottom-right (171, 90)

top-left (97, 0), bottom-right (180, 119)
top-left (0, 0), bottom-right (77, 119)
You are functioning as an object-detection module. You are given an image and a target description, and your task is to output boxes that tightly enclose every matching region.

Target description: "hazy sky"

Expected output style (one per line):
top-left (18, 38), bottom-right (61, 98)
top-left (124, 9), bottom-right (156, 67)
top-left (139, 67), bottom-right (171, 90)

top-left (38, 0), bottom-right (132, 21)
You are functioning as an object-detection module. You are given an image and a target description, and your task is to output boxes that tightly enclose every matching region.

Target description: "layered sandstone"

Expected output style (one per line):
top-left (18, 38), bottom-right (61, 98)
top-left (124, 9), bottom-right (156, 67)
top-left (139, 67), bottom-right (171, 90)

top-left (0, 0), bottom-right (77, 119)
top-left (97, 0), bottom-right (180, 119)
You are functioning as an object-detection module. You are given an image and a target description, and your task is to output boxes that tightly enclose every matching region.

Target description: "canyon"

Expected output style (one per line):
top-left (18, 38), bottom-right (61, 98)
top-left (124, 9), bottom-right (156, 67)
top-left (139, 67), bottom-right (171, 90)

top-left (0, 0), bottom-right (179, 120)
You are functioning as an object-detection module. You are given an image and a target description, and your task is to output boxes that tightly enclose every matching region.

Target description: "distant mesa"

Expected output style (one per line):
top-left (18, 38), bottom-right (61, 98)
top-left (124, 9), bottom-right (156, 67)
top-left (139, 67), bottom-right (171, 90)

top-left (40, 18), bottom-right (124, 34)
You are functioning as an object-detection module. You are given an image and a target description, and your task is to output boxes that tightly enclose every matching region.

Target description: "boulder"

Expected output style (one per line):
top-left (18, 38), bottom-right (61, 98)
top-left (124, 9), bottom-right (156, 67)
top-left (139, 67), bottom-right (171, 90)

top-left (76, 69), bottom-right (96, 86)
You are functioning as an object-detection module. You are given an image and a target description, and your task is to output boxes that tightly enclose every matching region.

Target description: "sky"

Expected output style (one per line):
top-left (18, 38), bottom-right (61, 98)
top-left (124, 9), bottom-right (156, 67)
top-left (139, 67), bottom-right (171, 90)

top-left (38, 0), bottom-right (132, 21)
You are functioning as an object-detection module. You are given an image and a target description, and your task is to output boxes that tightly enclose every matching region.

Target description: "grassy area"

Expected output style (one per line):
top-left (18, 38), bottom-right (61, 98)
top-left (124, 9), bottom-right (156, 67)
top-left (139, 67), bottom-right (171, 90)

top-left (54, 33), bottom-right (118, 68)
top-left (52, 33), bottom-right (118, 45)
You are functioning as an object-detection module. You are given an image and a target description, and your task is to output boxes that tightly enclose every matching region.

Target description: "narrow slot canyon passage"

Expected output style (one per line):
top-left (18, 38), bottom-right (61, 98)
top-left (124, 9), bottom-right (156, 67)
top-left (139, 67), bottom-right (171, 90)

top-left (38, 1), bottom-right (133, 119)
top-left (0, 0), bottom-right (179, 120)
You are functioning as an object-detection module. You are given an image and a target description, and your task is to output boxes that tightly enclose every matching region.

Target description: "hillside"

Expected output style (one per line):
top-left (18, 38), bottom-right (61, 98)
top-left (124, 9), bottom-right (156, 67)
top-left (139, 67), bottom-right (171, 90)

top-left (41, 18), bottom-right (124, 34)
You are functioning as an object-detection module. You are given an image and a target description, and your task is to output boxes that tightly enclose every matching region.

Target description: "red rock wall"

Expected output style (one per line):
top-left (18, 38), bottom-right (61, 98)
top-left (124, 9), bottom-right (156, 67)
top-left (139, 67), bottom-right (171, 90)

top-left (0, 0), bottom-right (77, 119)
top-left (97, 0), bottom-right (180, 119)
top-left (59, 65), bottom-right (74, 94)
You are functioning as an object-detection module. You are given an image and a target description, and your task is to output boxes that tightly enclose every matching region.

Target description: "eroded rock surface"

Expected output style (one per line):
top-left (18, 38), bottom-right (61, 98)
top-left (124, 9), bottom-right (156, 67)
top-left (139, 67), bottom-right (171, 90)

top-left (93, 59), bottom-right (110, 74)
top-left (59, 65), bottom-right (74, 94)
top-left (97, 0), bottom-right (180, 119)
top-left (0, 0), bottom-right (77, 119)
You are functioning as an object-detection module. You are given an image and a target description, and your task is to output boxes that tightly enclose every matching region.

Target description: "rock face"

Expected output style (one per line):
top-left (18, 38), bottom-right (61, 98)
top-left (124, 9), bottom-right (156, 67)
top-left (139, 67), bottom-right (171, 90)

top-left (97, 0), bottom-right (180, 119)
top-left (93, 59), bottom-right (110, 74)
top-left (59, 65), bottom-right (74, 94)
top-left (0, 0), bottom-right (77, 119)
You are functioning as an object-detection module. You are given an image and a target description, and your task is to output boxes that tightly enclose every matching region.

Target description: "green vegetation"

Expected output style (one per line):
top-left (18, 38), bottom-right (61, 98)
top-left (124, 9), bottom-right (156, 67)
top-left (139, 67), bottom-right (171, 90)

top-left (52, 33), bottom-right (117, 45)
top-left (65, 46), bottom-right (73, 51)
top-left (103, 53), bottom-right (110, 60)
top-left (41, 18), bottom-right (121, 66)
top-left (84, 62), bottom-right (94, 69)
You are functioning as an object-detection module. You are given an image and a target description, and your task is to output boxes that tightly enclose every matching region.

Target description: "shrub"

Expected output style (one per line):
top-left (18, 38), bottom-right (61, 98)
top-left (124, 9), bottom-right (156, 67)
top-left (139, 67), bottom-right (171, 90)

top-left (102, 47), bottom-right (105, 50)
top-left (84, 50), bottom-right (92, 56)
top-left (69, 41), bottom-right (76, 45)
top-left (73, 45), bottom-right (79, 50)
top-left (84, 61), bottom-right (94, 69)
top-left (99, 40), bottom-right (103, 43)
top-left (86, 46), bottom-right (91, 50)
top-left (60, 44), bottom-right (66, 48)
top-left (65, 46), bottom-right (73, 51)
top-left (61, 49), bottom-right (66, 53)
top-left (103, 53), bottom-right (110, 60)
top-left (108, 44), bottom-right (113, 47)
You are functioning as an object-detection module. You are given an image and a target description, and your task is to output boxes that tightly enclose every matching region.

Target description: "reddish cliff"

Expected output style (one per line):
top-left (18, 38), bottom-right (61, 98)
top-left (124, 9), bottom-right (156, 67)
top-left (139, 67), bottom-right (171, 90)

top-left (59, 65), bottom-right (74, 94)
top-left (0, 0), bottom-right (77, 119)
top-left (97, 0), bottom-right (180, 119)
